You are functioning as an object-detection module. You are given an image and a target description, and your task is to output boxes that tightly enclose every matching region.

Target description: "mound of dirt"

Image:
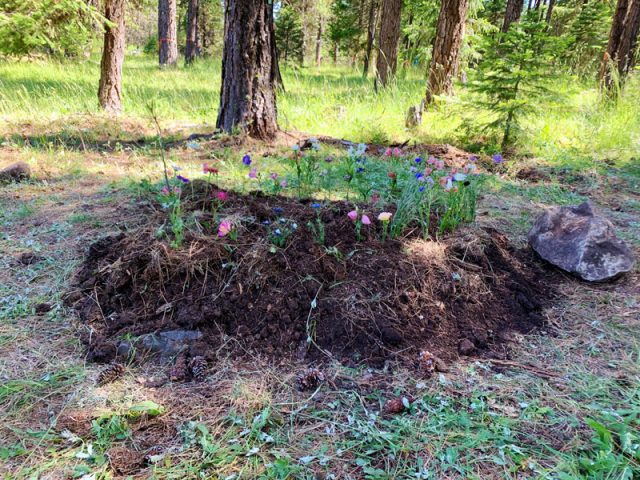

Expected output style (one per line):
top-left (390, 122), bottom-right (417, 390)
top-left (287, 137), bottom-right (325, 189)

top-left (69, 185), bottom-right (553, 368)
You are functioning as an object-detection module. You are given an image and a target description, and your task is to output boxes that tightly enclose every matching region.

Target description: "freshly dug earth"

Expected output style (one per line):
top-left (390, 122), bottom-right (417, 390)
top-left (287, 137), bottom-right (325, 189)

top-left (70, 182), bottom-right (553, 368)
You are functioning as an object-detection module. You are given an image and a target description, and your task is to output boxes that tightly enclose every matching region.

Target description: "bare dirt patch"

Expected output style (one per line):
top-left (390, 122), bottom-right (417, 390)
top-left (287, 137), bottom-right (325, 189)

top-left (68, 184), bottom-right (556, 371)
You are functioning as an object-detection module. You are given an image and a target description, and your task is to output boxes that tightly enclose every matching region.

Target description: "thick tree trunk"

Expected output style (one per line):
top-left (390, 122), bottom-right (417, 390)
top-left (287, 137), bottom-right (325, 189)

top-left (375, 0), bottom-right (403, 87)
top-left (601, 0), bottom-right (640, 89)
top-left (363, 0), bottom-right (379, 78)
top-left (158, 0), bottom-right (178, 67)
top-left (98, 0), bottom-right (125, 113)
top-left (185, 0), bottom-right (199, 64)
top-left (216, 0), bottom-right (278, 139)
top-left (502, 0), bottom-right (523, 32)
top-left (425, 0), bottom-right (469, 104)
top-left (316, 16), bottom-right (324, 67)
top-left (269, 1), bottom-right (284, 90)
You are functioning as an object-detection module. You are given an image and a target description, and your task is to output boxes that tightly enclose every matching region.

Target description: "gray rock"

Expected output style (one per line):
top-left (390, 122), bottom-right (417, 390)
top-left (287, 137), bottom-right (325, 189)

top-left (0, 162), bottom-right (31, 183)
top-left (528, 202), bottom-right (635, 282)
top-left (118, 330), bottom-right (203, 359)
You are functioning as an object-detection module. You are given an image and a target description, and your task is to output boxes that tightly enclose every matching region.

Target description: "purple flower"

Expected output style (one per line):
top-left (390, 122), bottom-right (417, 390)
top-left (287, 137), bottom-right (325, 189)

top-left (248, 167), bottom-right (258, 179)
top-left (279, 179), bottom-right (288, 188)
top-left (347, 210), bottom-right (358, 221)
top-left (270, 172), bottom-right (278, 180)
top-left (493, 154), bottom-right (504, 164)
top-left (176, 175), bottom-right (190, 184)
top-left (242, 154), bottom-right (252, 166)
top-left (469, 155), bottom-right (478, 162)
top-left (362, 215), bottom-right (371, 225)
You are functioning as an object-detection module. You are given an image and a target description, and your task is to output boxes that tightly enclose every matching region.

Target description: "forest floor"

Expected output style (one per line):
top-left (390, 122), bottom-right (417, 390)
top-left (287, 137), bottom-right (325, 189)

top-left (0, 121), bottom-right (639, 479)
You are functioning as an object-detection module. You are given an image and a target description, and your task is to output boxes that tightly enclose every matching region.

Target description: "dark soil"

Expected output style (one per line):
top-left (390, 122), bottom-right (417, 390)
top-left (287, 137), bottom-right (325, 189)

top-left (69, 182), bottom-right (555, 369)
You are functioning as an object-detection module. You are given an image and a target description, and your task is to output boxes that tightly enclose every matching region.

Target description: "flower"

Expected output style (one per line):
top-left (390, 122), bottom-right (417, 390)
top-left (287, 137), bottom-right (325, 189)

top-left (469, 155), bottom-right (478, 162)
top-left (493, 154), bottom-right (504, 164)
top-left (292, 145), bottom-right (300, 152)
top-left (427, 156), bottom-right (436, 165)
top-left (415, 157), bottom-right (422, 163)
top-left (203, 163), bottom-right (219, 174)
top-left (370, 192), bottom-right (380, 204)
top-left (384, 147), bottom-right (393, 157)
top-left (387, 172), bottom-right (397, 179)
top-left (279, 179), bottom-right (288, 188)
top-left (410, 166), bottom-right (418, 173)
top-left (218, 220), bottom-right (232, 237)
top-left (453, 173), bottom-right (467, 182)
top-left (273, 207), bottom-right (284, 214)
top-left (426, 177), bottom-right (435, 186)
top-left (262, 220), bottom-right (270, 225)
top-left (392, 147), bottom-right (402, 157)
top-left (419, 186), bottom-right (425, 192)
top-left (242, 154), bottom-right (252, 166)
top-left (216, 191), bottom-right (228, 201)
top-left (311, 203), bottom-right (321, 209)
top-left (177, 175), bottom-right (190, 183)
top-left (378, 212), bottom-right (392, 222)
top-left (362, 215), bottom-right (371, 225)
top-left (424, 167), bottom-right (433, 175)
top-left (172, 164), bottom-right (182, 172)
top-left (439, 176), bottom-right (453, 191)
top-left (347, 210), bottom-right (358, 221)
top-left (415, 172), bottom-right (424, 180)
top-left (248, 168), bottom-right (258, 179)
top-left (270, 172), bottom-right (278, 180)
top-left (274, 228), bottom-right (282, 236)
top-left (356, 167), bottom-right (365, 173)
top-left (325, 155), bottom-right (334, 163)
top-left (435, 160), bottom-right (445, 170)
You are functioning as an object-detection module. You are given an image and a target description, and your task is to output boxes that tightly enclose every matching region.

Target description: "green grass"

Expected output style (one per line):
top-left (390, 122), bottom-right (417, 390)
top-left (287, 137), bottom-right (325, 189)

top-left (1, 55), bottom-right (639, 169)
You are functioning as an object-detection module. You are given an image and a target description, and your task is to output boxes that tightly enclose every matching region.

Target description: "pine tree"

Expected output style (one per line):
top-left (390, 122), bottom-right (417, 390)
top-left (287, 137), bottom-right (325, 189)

top-left (470, 13), bottom-right (554, 149)
top-left (275, 7), bottom-right (304, 63)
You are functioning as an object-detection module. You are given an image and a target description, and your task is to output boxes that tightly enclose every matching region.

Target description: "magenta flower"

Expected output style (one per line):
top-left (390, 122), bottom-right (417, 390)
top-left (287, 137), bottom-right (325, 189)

top-left (161, 186), bottom-right (170, 195)
top-left (362, 215), bottom-right (371, 225)
top-left (347, 210), bottom-right (358, 221)
top-left (279, 179), bottom-right (288, 188)
top-left (270, 172), bottom-right (278, 180)
top-left (216, 191), bottom-right (228, 201)
top-left (218, 220), bottom-right (232, 237)
top-left (248, 168), bottom-right (258, 179)
top-left (392, 147), bottom-right (402, 157)
top-left (384, 148), bottom-right (393, 157)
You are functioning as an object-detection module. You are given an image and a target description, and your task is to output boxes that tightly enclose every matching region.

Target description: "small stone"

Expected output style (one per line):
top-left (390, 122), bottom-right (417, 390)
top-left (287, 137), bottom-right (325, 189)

top-left (34, 303), bottom-right (52, 314)
top-left (458, 338), bottom-right (475, 356)
top-left (528, 202), bottom-right (635, 281)
top-left (434, 358), bottom-right (449, 373)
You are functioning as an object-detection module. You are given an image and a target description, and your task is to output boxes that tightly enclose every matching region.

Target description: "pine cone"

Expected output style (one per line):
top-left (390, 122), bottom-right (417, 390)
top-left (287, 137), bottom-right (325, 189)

top-left (383, 395), bottom-right (414, 415)
top-left (96, 363), bottom-right (125, 386)
top-left (416, 350), bottom-right (436, 377)
top-left (296, 368), bottom-right (325, 391)
top-left (170, 352), bottom-right (189, 382)
top-left (189, 356), bottom-right (208, 382)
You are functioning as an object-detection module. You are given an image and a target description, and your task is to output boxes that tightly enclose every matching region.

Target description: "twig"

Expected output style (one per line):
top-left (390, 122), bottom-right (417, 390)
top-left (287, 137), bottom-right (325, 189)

top-left (482, 358), bottom-right (560, 379)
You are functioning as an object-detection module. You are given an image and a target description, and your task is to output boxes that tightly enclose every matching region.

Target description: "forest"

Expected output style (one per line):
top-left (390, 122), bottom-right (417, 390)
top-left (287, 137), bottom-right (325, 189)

top-left (0, 0), bottom-right (639, 478)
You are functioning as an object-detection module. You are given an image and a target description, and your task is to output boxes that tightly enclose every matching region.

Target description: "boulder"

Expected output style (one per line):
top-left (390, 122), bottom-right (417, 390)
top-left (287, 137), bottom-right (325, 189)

top-left (528, 202), bottom-right (635, 281)
top-left (0, 162), bottom-right (31, 183)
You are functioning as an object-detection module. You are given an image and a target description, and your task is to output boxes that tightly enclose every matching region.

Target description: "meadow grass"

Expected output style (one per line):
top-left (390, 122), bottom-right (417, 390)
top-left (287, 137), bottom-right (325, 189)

top-left (1, 54), bottom-right (639, 169)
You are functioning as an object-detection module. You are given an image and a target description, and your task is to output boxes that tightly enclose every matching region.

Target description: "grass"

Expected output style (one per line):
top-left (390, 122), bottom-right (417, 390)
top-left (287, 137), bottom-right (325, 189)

top-left (0, 54), bottom-right (639, 169)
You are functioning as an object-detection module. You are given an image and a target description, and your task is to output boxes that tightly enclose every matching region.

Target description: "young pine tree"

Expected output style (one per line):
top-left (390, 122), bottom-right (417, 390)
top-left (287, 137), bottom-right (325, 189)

top-left (470, 13), bottom-right (554, 149)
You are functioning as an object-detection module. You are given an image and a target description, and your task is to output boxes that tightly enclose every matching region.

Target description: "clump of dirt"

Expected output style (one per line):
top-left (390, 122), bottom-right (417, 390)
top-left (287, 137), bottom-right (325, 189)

top-left (69, 184), bottom-right (554, 368)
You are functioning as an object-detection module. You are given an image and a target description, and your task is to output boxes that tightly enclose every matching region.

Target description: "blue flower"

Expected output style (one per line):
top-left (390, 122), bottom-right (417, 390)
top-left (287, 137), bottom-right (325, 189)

top-left (176, 175), bottom-right (190, 183)
top-left (415, 157), bottom-right (422, 163)
top-left (311, 203), bottom-right (321, 209)
top-left (273, 207), bottom-right (283, 214)
top-left (493, 154), bottom-right (504, 164)
top-left (262, 220), bottom-right (270, 225)
top-left (279, 218), bottom-right (286, 224)
top-left (409, 166), bottom-right (418, 173)
top-left (356, 167), bottom-right (365, 173)
top-left (242, 154), bottom-right (252, 166)
top-left (274, 229), bottom-right (282, 236)
top-left (415, 172), bottom-right (424, 180)
top-left (419, 186), bottom-right (425, 192)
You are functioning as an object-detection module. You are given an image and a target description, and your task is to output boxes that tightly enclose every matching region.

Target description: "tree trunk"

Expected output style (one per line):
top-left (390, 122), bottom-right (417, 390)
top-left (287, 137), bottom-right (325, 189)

top-left (269, 1), bottom-right (284, 90)
top-left (545, 0), bottom-right (556, 23)
top-left (425, 0), bottom-right (470, 104)
top-left (375, 0), bottom-right (403, 87)
top-left (363, 0), bottom-right (379, 78)
top-left (185, 0), bottom-right (199, 64)
top-left (216, 0), bottom-right (278, 139)
top-left (600, 0), bottom-right (640, 89)
top-left (316, 15), bottom-right (324, 67)
top-left (502, 0), bottom-right (523, 32)
top-left (98, 0), bottom-right (125, 113)
top-left (158, 0), bottom-right (178, 67)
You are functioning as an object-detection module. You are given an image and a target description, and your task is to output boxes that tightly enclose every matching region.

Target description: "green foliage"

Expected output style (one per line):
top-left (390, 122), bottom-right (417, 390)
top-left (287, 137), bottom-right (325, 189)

top-left (0, 0), bottom-right (102, 57)
top-left (275, 6), bottom-right (304, 64)
top-left (470, 14), bottom-right (555, 148)
top-left (328, 0), bottom-right (362, 58)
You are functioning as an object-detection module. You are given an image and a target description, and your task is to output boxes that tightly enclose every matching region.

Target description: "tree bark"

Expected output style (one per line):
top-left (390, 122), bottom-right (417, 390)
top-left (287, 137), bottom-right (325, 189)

top-left (216, 0), bottom-right (278, 139)
top-left (502, 0), bottom-right (523, 32)
top-left (185, 0), bottom-right (199, 64)
top-left (316, 15), bottom-right (324, 67)
top-left (363, 0), bottom-right (379, 78)
top-left (269, 1), bottom-right (284, 90)
top-left (601, 0), bottom-right (640, 89)
top-left (425, 0), bottom-right (469, 104)
top-left (98, 0), bottom-right (125, 113)
top-left (375, 0), bottom-right (403, 87)
top-left (158, 0), bottom-right (178, 67)
top-left (545, 0), bottom-right (556, 23)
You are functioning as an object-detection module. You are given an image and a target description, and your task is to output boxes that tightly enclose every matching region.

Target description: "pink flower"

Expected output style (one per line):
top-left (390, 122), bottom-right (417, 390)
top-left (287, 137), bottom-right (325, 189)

top-left (270, 172), bottom-right (278, 180)
top-left (370, 192), bottom-right (380, 204)
top-left (347, 210), bottom-right (358, 221)
top-left (362, 215), bottom-right (371, 225)
top-left (424, 167), bottom-right (433, 176)
top-left (384, 148), bottom-right (393, 157)
top-left (392, 147), bottom-right (402, 157)
top-left (203, 163), bottom-right (219, 174)
top-left (427, 156), bottom-right (436, 165)
top-left (218, 220), bottom-right (232, 237)
top-left (216, 191), bottom-right (228, 201)
top-left (248, 168), bottom-right (258, 179)
top-left (435, 160), bottom-right (445, 170)
top-left (279, 179), bottom-right (288, 188)
top-left (161, 186), bottom-right (170, 195)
